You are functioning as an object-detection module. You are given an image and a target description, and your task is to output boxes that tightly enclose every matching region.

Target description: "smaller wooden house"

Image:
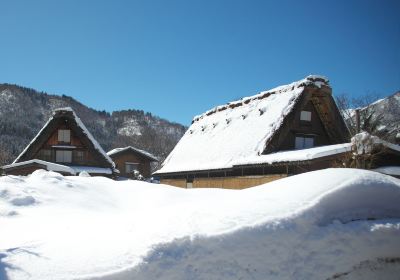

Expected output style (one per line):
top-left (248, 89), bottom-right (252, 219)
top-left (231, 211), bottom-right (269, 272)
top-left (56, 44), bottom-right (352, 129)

top-left (107, 146), bottom-right (158, 178)
top-left (1, 107), bottom-right (116, 176)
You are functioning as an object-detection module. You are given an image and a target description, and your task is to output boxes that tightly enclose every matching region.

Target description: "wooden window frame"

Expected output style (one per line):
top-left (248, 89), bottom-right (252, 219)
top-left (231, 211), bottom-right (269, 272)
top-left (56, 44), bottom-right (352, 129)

top-left (125, 162), bottom-right (140, 174)
top-left (300, 111), bottom-right (312, 122)
top-left (295, 135), bottom-right (315, 150)
top-left (56, 150), bottom-right (72, 163)
top-left (74, 150), bottom-right (85, 162)
top-left (58, 129), bottom-right (71, 144)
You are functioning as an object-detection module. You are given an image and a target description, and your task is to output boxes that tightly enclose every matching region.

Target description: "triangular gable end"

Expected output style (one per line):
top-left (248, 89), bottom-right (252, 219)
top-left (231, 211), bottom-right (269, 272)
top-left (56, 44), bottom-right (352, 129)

top-left (14, 107), bottom-right (115, 169)
top-left (262, 82), bottom-right (350, 154)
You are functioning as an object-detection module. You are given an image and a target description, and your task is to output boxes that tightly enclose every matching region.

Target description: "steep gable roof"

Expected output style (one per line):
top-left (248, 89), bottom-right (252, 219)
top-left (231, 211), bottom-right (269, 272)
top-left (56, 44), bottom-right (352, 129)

top-left (107, 146), bottom-right (158, 162)
top-left (14, 107), bottom-right (115, 168)
top-left (155, 75), bottom-right (344, 174)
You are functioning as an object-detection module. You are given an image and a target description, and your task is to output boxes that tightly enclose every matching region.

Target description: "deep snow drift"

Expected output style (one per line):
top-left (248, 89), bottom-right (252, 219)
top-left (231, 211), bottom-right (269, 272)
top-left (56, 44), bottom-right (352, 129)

top-left (1, 168), bottom-right (400, 280)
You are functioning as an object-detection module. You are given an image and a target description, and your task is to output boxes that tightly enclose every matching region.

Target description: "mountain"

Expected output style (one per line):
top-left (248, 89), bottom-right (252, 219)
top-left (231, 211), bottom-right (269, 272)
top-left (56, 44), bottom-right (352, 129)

top-left (0, 83), bottom-right (187, 166)
top-left (351, 91), bottom-right (400, 143)
top-left (365, 91), bottom-right (400, 140)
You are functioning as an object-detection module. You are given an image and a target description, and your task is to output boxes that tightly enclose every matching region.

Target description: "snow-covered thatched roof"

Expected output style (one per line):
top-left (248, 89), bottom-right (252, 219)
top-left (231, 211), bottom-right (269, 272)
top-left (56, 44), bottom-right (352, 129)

top-left (156, 76), bottom-right (330, 174)
top-left (13, 107), bottom-right (115, 168)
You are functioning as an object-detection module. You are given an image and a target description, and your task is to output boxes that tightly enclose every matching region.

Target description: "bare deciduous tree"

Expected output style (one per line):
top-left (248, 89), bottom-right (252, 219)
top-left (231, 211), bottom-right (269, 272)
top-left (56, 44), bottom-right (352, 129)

top-left (335, 93), bottom-right (385, 138)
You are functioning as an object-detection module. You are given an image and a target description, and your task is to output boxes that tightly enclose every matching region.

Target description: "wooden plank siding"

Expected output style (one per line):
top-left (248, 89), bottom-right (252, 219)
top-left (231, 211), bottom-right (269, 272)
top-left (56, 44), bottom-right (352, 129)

top-left (111, 151), bottom-right (152, 178)
top-left (193, 175), bottom-right (287, 189)
top-left (32, 123), bottom-right (103, 167)
top-left (160, 179), bottom-right (187, 188)
top-left (161, 174), bottom-right (287, 189)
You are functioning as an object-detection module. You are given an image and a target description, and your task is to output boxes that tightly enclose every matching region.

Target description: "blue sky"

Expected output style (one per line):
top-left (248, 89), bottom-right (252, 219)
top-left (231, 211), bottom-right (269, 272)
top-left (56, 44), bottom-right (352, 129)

top-left (0, 0), bottom-right (399, 125)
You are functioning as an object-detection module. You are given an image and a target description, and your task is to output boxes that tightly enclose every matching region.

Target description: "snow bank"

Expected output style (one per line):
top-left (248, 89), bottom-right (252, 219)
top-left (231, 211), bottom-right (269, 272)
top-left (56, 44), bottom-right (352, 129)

top-left (0, 169), bottom-right (400, 279)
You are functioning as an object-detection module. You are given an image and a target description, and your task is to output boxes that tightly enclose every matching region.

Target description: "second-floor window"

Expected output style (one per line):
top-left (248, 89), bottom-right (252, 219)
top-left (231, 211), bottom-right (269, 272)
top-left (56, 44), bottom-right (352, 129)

top-left (300, 111), bottom-right (312, 122)
top-left (58, 129), bottom-right (71, 143)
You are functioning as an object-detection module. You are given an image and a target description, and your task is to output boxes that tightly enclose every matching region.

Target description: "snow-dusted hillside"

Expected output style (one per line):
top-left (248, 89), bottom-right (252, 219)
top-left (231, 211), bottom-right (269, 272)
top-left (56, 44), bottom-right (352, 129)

top-left (1, 169), bottom-right (399, 280)
top-left (344, 91), bottom-right (400, 142)
top-left (365, 91), bottom-right (400, 140)
top-left (0, 84), bottom-right (186, 165)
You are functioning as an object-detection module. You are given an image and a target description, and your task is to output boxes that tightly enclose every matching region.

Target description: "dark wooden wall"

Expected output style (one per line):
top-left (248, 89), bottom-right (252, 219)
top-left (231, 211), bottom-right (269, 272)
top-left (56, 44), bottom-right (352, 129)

top-left (33, 124), bottom-right (102, 166)
top-left (278, 100), bottom-right (332, 150)
top-left (110, 151), bottom-right (152, 178)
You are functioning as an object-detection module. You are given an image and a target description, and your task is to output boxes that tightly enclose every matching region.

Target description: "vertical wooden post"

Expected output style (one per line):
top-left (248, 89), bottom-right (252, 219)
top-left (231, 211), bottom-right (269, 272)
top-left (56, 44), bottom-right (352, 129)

top-left (355, 109), bottom-right (361, 134)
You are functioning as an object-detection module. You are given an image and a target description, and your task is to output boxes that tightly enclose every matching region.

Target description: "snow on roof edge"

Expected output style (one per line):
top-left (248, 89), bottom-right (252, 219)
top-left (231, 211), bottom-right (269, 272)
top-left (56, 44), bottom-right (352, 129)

top-left (71, 110), bottom-right (115, 167)
top-left (107, 146), bottom-right (158, 161)
top-left (372, 166), bottom-right (400, 176)
top-left (3, 159), bottom-right (75, 174)
top-left (3, 160), bottom-right (114, 175)
top-left (154, 143), bottom-right (351, 175)
top-left (234, 143), bottom-right (353, 166)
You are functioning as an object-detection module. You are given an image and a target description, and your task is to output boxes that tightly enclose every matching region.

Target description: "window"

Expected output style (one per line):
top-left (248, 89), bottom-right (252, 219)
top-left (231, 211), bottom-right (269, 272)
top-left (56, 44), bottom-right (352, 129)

top-left (38, 149), bottom-right (52, 161)
top-left (74, 150), bottom-right (84, 162)
top-left (295, 136), bottom-right (314, 150)
top-left (125, 162), bottom-right (139, 173)
top-left (58, 129), bottom-right (71, 143)
top-left (56, 150), bottom-right (72, 163)
top-left (300, 111), bottom-right (312, 121)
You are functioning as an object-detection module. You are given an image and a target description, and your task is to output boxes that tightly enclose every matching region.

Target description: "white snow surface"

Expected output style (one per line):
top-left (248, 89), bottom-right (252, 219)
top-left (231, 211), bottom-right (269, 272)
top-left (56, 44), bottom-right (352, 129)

top-left (234, 143), bottom-right (352, 165)
top-left (157, 76), bottom-right (329, 174)
top-left (117, 119), bottom-right (142, 136)
top-left (351, 132), bottom-right (400, 154)
top-left (1, 168), bottom-right (400, 280)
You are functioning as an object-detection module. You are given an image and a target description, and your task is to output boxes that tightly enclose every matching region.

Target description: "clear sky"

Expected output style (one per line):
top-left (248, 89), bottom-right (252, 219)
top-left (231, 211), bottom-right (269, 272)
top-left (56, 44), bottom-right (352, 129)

top-left (0, 0), bottom-right (399, 125)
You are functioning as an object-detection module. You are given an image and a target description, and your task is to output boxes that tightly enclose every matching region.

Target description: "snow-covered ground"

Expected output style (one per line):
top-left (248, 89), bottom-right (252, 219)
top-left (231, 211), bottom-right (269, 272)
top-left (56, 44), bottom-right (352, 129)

top-left (1, 168), bottom-right (400, 280)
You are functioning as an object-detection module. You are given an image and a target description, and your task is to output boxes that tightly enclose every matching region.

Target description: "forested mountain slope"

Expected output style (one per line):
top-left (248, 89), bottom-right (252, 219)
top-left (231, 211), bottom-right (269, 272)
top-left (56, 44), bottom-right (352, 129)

top-left (0, 83), bottom-right (186, 165)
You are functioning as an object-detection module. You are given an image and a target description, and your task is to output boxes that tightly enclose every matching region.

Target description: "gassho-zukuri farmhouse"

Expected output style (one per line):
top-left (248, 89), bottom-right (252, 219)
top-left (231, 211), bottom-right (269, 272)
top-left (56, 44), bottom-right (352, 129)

top-left (1, 108), bottom-right (158, 178)
top-left (154, 75), bottom-right (400, 188)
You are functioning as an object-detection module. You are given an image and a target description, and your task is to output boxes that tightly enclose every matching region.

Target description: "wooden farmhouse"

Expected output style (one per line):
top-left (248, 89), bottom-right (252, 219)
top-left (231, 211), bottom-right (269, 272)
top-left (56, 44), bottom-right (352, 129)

top-left (107, 146), bottom-right (158, 178)
top-left (154, 75), bottom-right (399, 189)
top-left (2, 107), bottom-right (116, 177)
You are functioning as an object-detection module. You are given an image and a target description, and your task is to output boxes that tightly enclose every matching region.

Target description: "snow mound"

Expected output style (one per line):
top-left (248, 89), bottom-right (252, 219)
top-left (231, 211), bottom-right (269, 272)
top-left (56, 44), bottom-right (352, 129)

top-left (0, 168), bottom-right (399, 280)
top-left (79, 171), bottom-right (91, 177)
top-left (8, 195), bottom-right (36, 206)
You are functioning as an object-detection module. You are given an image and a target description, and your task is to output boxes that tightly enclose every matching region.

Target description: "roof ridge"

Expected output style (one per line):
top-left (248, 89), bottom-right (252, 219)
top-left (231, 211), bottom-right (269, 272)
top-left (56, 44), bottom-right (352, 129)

top-left (192, 75), bottom-right (329, 123)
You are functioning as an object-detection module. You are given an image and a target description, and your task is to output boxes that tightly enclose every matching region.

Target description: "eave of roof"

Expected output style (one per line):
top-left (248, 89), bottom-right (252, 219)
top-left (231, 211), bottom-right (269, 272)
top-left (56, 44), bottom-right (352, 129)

top-left (107, 146), bottom-right (158, 162)
top-left (154, 143), bottom-right (352, 175)
top-left (2, 159), bottom-right (113, 175)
